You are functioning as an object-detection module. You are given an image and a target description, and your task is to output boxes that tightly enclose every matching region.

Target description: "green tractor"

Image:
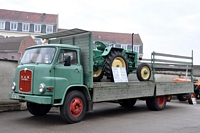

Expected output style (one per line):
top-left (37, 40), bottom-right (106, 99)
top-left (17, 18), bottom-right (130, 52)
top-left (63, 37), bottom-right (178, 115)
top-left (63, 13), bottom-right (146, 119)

top-left (93, 41), bottom-right (151, 82)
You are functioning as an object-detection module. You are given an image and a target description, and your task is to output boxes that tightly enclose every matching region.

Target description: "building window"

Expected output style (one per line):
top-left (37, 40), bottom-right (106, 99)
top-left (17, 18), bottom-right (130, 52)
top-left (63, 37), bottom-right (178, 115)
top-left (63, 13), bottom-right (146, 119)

top-left (22, 23), bottom-right (30, 32)
top-left (133, 45), bottom-right (140, 53)
top-left (0, 21), bottom-right (5, 30)
top-left (46, 25), bottom-right (53, 33)
top-left (121, 44), bottom-right (127, 50)
top-left (34, 24), bottom-right (41, 32)
top-left (10, 22), bottom-right (18, 30)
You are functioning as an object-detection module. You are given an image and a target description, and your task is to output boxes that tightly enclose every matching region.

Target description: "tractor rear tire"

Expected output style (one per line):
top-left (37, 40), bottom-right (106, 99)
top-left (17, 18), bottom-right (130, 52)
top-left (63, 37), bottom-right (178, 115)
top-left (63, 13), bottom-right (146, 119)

top-left (104, 51), bottom-right (128, 81)
top-left (137, 63), bottom-right (151, 81)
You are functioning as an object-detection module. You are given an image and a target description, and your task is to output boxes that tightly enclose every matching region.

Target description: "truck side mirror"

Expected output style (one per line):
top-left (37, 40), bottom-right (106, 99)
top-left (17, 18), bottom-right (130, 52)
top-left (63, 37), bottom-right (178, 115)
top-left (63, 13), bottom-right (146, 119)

top-left (64, 55), bottom-right (71, 66)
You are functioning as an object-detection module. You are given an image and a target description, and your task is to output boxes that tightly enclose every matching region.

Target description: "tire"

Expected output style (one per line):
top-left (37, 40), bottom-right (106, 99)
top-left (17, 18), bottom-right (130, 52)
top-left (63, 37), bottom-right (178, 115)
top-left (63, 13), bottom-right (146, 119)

top-left (188, 93), bottom-right (196, 104)
top-left (119, 98), bottom-right (137, 107)
top-left (136, 63), bottom-right (151, 81)
top-left (93, 69), bottom-right (104, 82)
top-left (104, 51), bottom-right (128, 81)
top-left (146, 98), bottom-right (153, 110)
top-left (27, 102), bottom-right (51, 116)
top-left (177, 94), bottom-right (188, 101)
top-left (146, 96), bottom-right (166, 111)
top-left (60, 90), bottom-right (87, 124)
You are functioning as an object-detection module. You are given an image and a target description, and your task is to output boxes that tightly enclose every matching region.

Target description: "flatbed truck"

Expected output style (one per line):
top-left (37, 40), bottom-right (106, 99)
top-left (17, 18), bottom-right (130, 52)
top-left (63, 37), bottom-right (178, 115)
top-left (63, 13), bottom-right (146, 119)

top-left (9, 28), bottom-right (194, 123)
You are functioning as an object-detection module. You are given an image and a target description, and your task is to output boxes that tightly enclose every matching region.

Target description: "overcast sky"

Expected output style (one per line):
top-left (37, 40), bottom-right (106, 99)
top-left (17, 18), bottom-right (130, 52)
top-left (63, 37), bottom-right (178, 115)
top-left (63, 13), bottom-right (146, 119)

top-left (1, 0), bottom-right (200, 64)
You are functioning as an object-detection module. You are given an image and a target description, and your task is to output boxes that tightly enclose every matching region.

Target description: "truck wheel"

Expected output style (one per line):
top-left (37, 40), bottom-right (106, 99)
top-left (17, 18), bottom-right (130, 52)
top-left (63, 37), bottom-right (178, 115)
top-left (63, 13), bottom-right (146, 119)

top-left (136, 63), bottom-right (151, 81)
top-left (118, 98), bottom-right (137, 107)
top-left (177, 94), bottom-right (188, 101)
top-left (146, 96), bottom-right (166, 111)
top-left (27, 102), bottom-right (51, 116)
top-left (104, 51), bottom-right (128, 81)
top-left (93, 69), bottom-right (104, 82)
top-left (188, 93), bottom-right (196, 104)
top-left (60, 90), bottom-right (86, 124)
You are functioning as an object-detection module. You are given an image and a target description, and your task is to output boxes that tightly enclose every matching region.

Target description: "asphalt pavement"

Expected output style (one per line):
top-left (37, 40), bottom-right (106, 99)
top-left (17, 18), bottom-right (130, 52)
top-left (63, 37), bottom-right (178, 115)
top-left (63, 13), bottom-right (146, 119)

top-left (0, 100), bottom-right (200, 133)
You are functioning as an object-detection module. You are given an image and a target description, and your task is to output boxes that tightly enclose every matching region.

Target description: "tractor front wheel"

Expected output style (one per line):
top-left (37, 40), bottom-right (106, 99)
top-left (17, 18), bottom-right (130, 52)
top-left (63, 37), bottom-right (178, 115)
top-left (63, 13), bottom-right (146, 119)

top-left (137, 63), bottom-right (151, 81)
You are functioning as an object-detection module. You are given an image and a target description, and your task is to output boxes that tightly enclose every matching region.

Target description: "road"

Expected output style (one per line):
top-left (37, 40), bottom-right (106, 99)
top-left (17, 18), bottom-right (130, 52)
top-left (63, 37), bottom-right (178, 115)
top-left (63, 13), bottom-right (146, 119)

top-left (0, 100), bottom-right (200, 133)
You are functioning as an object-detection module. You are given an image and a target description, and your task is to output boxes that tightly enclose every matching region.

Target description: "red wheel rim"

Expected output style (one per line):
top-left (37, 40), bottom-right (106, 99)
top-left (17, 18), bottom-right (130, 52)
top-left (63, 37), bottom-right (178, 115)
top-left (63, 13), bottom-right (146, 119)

top-left (157, 96), bottom-right (165, 106)
top-left (70, 98), bottom-right (83, 117)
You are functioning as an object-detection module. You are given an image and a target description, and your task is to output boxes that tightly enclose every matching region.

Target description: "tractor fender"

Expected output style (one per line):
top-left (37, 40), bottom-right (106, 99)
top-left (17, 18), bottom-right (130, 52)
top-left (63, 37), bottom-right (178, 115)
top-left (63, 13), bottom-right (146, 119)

top-left (102, 47), bottom-right (124, 57)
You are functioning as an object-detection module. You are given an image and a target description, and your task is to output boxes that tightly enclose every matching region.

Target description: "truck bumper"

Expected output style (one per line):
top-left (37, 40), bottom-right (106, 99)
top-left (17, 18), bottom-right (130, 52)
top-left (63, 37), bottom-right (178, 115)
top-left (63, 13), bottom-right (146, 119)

top-left (9, 92), bottom-right (52, 104)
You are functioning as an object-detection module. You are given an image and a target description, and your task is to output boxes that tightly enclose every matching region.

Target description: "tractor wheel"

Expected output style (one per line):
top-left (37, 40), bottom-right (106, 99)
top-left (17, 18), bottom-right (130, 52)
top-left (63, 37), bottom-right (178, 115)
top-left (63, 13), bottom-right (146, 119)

top-left (188, 93), bottom-right (196, 104)
top-left (93, 69), bottom-right (104, 82)
top-left (104, 51), bottom-right (128, 81)
top-left (146, 96), bottom-right (167, 111)
top-left (27, 102), bottom-right (51, 116)
top-left (136, 63), bottom-right (151, 81)
top-left (118, 98), bottom-right (137, 108)
top-left (177, 94), bottom-right (188, 101)
top-left (60, 90), bottom-right (87, 124)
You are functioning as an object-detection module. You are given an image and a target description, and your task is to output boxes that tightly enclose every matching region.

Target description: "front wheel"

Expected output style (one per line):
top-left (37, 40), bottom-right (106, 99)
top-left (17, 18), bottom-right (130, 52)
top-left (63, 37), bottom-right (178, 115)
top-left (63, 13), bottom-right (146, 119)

top-left (137, 63), bottom-right (151, 81)
top-left (60, 90), bottom-right (87, 124)
top-left (27, 102), bottom-right (51, 116)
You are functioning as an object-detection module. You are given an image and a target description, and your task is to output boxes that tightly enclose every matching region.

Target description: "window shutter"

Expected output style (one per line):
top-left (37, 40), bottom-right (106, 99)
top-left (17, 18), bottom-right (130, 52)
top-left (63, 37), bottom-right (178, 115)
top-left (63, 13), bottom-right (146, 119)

top-left (5, 21), bottom-right (10, 30)
top-left (17, 23), bottom-right (22, 31)
top-left (139, 45), bottom-right (143, 54)
top-left (29, 24), bottom-right (34, 32)
top-left (53, 24), bottom-right (57, 32)
top-left (41, 25), bottom-right (46, 33)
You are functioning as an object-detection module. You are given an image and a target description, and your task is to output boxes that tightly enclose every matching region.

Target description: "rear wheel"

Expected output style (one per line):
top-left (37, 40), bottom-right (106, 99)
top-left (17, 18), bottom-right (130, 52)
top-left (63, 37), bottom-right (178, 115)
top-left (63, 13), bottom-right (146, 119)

top-left (104, 51), bottom-right (128, 81)
top-left (60, 90), bottom-right (86, 124)
top-left (118, 98), bottom-right (137, 107)
top-left (137, 63), bottom-right (151, 81)
top-left (27, 102), bottom-right (51, 116)
top-left (146, 96), bottom-right (166, 111)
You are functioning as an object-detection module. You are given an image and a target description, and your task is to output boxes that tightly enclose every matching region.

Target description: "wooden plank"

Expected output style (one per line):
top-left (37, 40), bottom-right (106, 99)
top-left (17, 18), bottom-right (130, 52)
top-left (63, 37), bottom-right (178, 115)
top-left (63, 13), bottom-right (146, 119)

top-left (93, 82), bottom-right (155, 102)
top-left (156, 82), bottom-right (193, 95)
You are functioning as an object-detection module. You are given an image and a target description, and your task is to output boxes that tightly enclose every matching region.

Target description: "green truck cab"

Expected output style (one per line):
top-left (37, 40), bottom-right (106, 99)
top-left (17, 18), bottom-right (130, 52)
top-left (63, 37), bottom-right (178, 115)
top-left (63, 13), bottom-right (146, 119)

top-left (9, 29), bottom-right (194, 124)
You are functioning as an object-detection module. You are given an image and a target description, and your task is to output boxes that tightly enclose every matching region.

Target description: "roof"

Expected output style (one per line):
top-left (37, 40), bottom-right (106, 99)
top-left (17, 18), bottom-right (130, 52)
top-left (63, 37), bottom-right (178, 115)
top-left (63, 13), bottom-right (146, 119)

top-left (0, 9), bottom-right (58, 24)
top-left (0, 36), bottom-right (28, 50)
top-left (36, 28), bottom-right (90, 39)
top-left (58, 28), bottom-right (143, 45)
top-left (92, 31), bottom-right (143, 45)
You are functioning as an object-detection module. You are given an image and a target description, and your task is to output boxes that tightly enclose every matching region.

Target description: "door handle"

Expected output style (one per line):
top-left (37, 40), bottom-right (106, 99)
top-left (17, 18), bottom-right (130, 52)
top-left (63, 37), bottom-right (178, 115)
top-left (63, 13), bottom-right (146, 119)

top-left (74, 68), bottom-right (80, 73)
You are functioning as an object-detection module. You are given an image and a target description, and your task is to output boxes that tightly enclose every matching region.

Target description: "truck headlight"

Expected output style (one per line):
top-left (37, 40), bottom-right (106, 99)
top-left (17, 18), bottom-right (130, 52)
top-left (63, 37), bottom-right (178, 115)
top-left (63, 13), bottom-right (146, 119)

top-left (39, 83), bottom-right (46, 93)
top-left (12, 82), bottom-right (16, 90)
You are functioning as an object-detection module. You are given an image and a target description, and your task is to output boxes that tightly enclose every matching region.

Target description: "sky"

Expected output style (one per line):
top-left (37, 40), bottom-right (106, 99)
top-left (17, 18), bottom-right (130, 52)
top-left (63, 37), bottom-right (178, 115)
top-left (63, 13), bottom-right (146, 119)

top-left (1, 0), bottom-right (200, 64)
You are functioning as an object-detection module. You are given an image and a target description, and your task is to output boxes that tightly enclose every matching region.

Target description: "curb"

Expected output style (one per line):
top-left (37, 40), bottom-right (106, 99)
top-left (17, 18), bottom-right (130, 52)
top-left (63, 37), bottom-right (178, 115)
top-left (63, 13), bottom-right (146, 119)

top-left (0, 101), bottom-right (27, 113)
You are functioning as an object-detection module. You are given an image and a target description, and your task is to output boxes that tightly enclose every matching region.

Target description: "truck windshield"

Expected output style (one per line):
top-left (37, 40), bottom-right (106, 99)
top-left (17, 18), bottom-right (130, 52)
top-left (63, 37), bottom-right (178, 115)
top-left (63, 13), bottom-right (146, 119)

top-left (21, 47), bottom-right (56, 64)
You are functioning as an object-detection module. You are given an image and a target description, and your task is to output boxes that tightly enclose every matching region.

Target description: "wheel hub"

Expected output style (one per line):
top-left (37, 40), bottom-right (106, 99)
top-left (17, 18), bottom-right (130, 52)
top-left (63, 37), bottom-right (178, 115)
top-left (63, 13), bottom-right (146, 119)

top-left (70, 98), bottom-right (83, 117)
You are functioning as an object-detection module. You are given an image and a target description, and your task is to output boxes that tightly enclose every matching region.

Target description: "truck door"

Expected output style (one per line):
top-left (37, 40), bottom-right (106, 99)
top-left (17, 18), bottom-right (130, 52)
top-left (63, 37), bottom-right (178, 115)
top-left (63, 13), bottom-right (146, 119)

top-left (54, 49), bottom-right (82, 99)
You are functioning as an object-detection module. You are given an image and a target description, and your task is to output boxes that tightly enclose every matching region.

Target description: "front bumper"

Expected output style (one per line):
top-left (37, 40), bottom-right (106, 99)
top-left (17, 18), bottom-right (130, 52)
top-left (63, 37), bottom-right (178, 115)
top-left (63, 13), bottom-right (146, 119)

top-left (9, 92), bottom-right (52, 104)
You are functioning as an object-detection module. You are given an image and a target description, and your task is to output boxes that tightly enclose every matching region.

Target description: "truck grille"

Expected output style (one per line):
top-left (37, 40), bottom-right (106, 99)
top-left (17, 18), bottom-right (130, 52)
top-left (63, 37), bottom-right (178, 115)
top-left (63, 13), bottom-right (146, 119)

top-left (19, 69), bottom-right (32, 93)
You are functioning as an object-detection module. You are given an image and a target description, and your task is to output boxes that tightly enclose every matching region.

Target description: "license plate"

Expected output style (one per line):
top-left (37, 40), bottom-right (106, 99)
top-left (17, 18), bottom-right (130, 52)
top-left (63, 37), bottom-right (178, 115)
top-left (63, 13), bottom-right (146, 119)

top-left (11, 94), bottom-right (19, 99)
